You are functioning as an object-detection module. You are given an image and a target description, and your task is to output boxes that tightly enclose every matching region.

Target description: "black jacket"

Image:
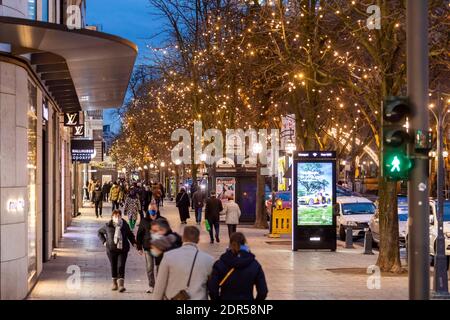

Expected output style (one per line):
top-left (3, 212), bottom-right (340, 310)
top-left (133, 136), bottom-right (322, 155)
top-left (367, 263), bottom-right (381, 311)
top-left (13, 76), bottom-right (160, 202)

top-left (93, 189), bottom-right (103, 203)
top-left (205, 197), bottom-right (223, 222)
top-left (136, 216), bottom-right (152, 251)
top-left (207, 249), bottom-right (268, 301)
top-left (98, 219), bottom-right (136, 252)
top-left (176, 191), bottom-right (190, 208)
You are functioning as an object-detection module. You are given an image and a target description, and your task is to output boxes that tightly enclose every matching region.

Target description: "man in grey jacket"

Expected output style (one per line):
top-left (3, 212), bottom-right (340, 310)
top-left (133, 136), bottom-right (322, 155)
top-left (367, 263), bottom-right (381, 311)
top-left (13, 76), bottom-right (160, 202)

top-left (192, 188), bottom-right (206, 225)
top-left (152, 226), bottom-right (214, 300)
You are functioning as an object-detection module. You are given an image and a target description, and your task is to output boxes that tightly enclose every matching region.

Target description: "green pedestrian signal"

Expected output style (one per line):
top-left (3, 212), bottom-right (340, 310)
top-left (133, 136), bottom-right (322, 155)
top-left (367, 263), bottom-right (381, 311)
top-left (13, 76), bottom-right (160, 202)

top-left (391, 156), bottom-right (401, 172)
top-left (381, 97), bottom-right (414, 181)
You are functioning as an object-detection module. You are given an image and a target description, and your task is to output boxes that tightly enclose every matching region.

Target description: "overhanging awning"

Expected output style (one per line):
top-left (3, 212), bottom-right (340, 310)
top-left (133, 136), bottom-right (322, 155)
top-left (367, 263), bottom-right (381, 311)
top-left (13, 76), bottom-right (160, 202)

top-left (0, 17), bottom-right (137, 111)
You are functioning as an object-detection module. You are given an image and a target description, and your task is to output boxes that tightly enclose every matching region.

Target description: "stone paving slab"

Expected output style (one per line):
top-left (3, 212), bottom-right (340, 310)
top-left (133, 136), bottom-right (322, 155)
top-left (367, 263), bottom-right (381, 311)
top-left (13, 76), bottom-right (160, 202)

top-left (28, 201), bottom-right (412, 300)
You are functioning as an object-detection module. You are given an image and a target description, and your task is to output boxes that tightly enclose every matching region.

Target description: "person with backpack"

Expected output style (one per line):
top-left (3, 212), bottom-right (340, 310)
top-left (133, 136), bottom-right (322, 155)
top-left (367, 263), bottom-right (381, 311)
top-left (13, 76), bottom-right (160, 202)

top-left (176, 188), bottom-right (190, 224)
top-left (207, 232), bottom-right (268, 300)
top-left (98, 209), bottom-right (137, 292)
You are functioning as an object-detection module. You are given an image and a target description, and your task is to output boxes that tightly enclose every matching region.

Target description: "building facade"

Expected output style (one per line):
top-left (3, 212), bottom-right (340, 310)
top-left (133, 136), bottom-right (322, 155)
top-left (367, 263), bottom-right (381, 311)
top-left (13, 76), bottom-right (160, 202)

top-left (0, 0), bottom-right (137, 299)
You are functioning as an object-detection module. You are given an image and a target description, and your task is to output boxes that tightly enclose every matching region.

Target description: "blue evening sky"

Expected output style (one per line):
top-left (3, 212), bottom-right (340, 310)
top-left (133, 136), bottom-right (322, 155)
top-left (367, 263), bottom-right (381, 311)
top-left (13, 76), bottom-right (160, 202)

top-left (85, 0), bottom-right (165, 133)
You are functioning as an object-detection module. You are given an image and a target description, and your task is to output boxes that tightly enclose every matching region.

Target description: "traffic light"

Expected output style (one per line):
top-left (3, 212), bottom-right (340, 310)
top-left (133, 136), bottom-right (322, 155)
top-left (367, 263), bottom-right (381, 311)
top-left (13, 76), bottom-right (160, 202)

top-left (381, 96), bottom-right (413, 181)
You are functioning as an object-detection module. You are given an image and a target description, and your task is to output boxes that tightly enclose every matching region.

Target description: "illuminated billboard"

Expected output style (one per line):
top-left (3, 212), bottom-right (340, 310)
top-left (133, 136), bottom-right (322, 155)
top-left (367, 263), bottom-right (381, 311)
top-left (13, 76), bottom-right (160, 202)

top-left (296, 162), bottom-right (333, 226)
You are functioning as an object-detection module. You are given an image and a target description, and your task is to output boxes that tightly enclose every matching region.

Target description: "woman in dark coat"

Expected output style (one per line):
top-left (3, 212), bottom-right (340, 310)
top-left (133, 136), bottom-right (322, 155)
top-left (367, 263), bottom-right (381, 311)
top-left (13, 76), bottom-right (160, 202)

top-left (207, 232), bottom-right (268, 300)
top-left (175, 188), bottom-right (190, 224)
top-left (93, 183), bottom-right (103, 218)
top-left (98, 209), bottom-right (136, 292)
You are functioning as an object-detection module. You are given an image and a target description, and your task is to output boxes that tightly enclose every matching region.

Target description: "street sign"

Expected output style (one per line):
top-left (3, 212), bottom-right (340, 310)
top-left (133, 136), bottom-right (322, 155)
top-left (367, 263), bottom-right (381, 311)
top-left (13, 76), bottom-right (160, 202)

top-left (292, 151), bottom-right (337, 251)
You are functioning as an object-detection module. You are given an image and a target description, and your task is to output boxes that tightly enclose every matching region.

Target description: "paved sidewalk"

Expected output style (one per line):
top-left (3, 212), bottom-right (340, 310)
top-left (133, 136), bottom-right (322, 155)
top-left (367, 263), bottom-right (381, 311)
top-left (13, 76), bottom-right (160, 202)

top-left (29, 201), bottom-right (410, 300)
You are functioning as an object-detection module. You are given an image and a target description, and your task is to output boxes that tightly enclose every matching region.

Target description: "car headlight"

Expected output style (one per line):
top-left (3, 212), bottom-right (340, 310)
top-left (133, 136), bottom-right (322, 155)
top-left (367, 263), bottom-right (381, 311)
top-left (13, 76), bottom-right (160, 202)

top-left (346, 221), bottom-right (358, 227)
top-left (445, 232), bottom-right (450, 238)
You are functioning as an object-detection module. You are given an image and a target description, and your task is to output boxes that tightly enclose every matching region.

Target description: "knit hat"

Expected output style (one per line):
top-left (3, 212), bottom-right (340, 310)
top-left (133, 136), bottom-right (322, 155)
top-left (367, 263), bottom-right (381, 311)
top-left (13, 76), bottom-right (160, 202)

top-left (151, 234), bottom-right (177, 252)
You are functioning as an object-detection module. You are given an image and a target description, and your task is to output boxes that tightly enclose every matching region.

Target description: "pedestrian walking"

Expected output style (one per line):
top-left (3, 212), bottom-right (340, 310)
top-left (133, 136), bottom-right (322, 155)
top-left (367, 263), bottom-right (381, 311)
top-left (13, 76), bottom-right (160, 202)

top-left (159, 183), bottom-right (165, 207)
top-left (98, 209), bottom-right (137, 292)
top-left (221, 195), bottom-right (241, 238)
top-left (136, 207), bottom-right (158, 293)
top-left (152, 226), bottom-right (214, 300)
top-left (102, 182), bottom-right (109, 202)
top-left (110, 182), bottom-right (121, 210)
top-left (84, 180), bottom-right (90, 200)
top-left (207, 232), bottom-right (268, 300)
top-left (152, 183), bottom-right (162, 209)
top-left (93, 183), bottom-right (103, 218)
top-left (192, 188), bottom-right (206, 225)
top-left (124, 188), bottom-right (141, 230)
top-left (89, 179), bottom-right (96, 204)
top-left (190, 183), bottom-right (198, 209)
top-left (140, 184), bottom-right (152, 219)
top-left (176, 188), bottom-right (190, 224)
top-left (205, 191), bottom-right (223, 243)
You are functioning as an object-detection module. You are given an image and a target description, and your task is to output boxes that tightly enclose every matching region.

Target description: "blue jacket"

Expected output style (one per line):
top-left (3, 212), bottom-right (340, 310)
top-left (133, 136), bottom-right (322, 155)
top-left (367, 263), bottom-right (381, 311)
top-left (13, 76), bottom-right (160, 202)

top-left (208, 249), bottom-right (268, 300)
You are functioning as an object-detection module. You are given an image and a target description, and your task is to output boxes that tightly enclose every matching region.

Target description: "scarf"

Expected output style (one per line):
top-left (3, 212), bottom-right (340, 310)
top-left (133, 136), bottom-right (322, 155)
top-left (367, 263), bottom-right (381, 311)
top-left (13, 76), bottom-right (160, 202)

top-left (113, 218), bottom-right (123, 250)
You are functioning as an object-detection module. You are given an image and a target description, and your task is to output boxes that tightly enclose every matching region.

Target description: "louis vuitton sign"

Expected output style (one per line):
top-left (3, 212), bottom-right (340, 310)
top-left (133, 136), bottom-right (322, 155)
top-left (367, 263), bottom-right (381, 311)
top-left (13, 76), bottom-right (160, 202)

top-left (73, 124), bottom-right (85, 137)
top-left (64, 112), bottom-right (80, 126)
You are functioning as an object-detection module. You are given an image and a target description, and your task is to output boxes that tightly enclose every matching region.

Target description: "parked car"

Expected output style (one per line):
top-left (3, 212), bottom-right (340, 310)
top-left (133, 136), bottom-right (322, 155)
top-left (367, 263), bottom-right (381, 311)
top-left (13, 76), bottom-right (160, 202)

top-left (369, 202), bottom-right (408, 246)
top-left (265, 191), bottom-right (292, 211)
top-left (336, 196), bottom-right (376, 240)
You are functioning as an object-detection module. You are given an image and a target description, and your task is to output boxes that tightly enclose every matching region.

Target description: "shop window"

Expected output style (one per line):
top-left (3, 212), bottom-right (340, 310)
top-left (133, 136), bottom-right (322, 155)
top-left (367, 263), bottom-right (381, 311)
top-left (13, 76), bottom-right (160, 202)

top-left (27, 81), bottom-right (38, 285)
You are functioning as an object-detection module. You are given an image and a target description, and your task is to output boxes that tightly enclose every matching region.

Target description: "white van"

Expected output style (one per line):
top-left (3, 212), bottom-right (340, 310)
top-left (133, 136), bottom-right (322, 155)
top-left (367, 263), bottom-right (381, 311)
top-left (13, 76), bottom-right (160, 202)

top-left (336, 196), bottom-right (376, 240)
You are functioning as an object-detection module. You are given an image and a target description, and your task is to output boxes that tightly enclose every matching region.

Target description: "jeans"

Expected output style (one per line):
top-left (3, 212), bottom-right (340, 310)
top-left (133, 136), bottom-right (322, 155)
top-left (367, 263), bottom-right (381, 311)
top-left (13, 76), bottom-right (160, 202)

top-left (144, 250), bottom-right (156, 288)
top-left (95, 201), bottom-right (102, 217)
top-left (227, 224), bottom-right (237, 238)
top-left (106, 250), bottom-right (128, 279)
top-left (195, 207), bottom-right (202, 223)
top-left (208, 219), bottom-right (220, 241)
top-left (112, 201), bottom-right (119, 211)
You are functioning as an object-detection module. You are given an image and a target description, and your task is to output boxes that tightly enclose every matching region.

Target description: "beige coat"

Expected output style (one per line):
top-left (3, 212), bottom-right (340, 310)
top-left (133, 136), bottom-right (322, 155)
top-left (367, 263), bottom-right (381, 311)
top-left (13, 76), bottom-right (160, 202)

top-left (152, 243), bottom-right (214, 300)
top-left (221, 200), bottom-right (241, 225)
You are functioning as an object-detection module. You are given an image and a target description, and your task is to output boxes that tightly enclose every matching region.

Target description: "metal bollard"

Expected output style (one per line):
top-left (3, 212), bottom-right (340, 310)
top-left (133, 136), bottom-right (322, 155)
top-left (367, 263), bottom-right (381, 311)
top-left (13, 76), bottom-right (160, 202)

top-left (363, 228), bottom-right (374, 255)
top-left (345, 226), bottom-right (354, 248)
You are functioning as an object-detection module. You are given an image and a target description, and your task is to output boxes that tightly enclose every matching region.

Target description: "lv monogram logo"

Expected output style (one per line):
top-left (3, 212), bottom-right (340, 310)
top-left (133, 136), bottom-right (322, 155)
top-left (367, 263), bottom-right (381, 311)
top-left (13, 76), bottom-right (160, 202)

top-left (74, 125), bottom-right (84, 136)
top-left (65, 113), bottom-right (78, 126)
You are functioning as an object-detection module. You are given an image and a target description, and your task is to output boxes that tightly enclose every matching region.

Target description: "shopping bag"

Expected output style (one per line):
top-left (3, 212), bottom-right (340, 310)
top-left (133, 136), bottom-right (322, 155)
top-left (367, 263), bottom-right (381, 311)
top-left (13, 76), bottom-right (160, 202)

top-left (204, 219), bottom-right (211, 232)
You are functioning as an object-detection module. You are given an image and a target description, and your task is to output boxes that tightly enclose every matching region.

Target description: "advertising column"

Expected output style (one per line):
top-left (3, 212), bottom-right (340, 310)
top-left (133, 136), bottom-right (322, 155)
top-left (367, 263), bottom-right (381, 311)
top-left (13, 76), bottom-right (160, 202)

top-left (292, 151), bottom-right (337, 251)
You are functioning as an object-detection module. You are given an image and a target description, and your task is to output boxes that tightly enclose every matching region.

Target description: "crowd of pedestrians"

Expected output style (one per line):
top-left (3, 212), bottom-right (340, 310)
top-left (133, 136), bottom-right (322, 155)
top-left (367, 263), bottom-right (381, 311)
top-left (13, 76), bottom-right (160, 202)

top-left (95, 179), bottom-right (268, 300)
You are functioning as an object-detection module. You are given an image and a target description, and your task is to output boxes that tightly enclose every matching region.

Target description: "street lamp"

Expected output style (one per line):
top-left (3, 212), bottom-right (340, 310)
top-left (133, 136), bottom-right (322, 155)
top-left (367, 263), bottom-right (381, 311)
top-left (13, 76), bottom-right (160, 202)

top-left (429, 91), bottom-right (450, 297)
top-left (252, 142), bottom-right (263, 155)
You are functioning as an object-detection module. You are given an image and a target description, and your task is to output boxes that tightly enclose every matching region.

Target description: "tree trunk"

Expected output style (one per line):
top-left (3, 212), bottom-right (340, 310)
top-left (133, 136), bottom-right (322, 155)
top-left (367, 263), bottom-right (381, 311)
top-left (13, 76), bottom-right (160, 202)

top-left (376, 177), bottom-right (403, 273)
top-left (254, 161), bottom-right (268, 229)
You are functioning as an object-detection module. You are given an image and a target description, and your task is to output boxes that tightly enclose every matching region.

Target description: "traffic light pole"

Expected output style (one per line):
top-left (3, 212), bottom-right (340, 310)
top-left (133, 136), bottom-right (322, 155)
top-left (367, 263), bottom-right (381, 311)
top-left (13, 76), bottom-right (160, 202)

top-left (407, 0), bottom-right (430, 300)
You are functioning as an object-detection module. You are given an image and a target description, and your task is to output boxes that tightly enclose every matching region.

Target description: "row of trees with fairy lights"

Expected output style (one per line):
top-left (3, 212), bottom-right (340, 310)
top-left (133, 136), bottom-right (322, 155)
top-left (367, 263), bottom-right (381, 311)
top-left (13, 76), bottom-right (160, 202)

top-left (110, 0), bottom-right (449, 272)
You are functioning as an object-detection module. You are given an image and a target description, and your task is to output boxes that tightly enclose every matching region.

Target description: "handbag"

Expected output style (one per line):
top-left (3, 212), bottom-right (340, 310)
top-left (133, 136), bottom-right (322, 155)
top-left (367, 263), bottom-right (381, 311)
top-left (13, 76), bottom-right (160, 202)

top-left (171, 249), bottom-right (199, 300)
top-left (176, 192), bottom-right (187, 208)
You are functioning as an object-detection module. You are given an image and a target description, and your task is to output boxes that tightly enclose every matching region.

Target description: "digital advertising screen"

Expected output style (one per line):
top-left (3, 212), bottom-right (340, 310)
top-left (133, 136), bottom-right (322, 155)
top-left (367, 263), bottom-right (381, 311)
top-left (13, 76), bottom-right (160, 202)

top-left (216, 177), bottom-right (236, 202)
top-left (296, 162), bottom-right (334, 226)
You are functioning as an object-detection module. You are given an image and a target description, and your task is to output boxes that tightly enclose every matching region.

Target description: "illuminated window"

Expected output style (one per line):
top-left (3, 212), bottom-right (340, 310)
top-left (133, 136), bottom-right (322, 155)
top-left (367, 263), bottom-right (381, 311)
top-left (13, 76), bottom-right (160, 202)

top-left (42, 0), bottom-right (49, 22)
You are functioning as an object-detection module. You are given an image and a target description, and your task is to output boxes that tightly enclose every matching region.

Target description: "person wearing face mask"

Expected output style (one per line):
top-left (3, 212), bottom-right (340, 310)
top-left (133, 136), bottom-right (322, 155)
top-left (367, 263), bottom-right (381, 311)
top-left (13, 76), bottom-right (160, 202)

top-left (207, 232), bottom-right (268, 300)
top-left (136, 202), bottom-right (162, 293)
top-left (98, 210), bottom-right (137, 292)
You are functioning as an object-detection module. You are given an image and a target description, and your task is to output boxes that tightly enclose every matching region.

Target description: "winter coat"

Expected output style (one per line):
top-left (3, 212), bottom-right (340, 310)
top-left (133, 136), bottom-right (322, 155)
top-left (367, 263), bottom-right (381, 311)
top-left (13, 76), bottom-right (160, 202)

top-left (176, 191), bottom-right (190, 221)
top-left (221, 200), bottom-right (241, 225)
top-left (152, 244), bottom-right (214, 300)
top-left (152, 185), bottom-right (162, 200)
top-left (124, 196), bottom-right (141, 220)
top-left (205, 197), bottom-right (223, 223)
top-left (93, 189), bottom-right (103, 203)
top-left (102, 184), bottom-right (109, 195)
top-left (192, 190), bottom-right (206, 209)
top-left (110, 185), bottom-right (120, 201)
top-left (207, 249), bottom-right (268, 301)
top-left (97, 219), bottom-right (136, 253)
top-left (136, 216), bottom-right (152, 251)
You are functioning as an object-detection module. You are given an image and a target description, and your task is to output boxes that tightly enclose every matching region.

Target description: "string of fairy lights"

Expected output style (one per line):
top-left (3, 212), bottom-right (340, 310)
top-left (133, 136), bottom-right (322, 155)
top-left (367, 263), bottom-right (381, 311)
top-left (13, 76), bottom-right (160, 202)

top-left (110, 0), bottom-right (447, 171)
